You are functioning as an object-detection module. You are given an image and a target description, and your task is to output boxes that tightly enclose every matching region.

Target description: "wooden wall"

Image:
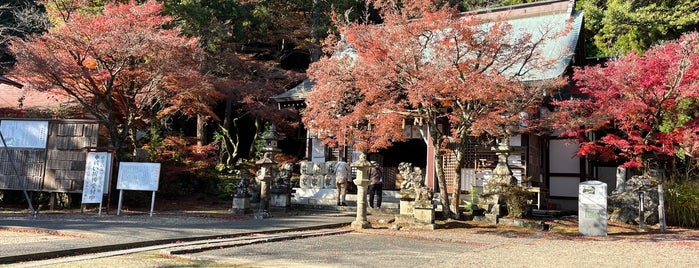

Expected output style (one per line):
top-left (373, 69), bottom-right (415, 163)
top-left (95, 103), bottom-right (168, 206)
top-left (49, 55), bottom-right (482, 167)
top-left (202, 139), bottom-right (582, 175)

top-left (0, 119), bottom-right (100, 193)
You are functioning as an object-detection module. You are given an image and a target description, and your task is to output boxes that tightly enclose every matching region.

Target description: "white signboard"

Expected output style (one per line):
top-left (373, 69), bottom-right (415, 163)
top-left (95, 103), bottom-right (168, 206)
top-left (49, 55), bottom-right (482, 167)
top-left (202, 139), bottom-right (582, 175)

top-left (0, 120), bottom-right (49, 148)
top-left (117, 162), bottom-right (161, 191)
top-left (81, 152), bottom-right (112, 203)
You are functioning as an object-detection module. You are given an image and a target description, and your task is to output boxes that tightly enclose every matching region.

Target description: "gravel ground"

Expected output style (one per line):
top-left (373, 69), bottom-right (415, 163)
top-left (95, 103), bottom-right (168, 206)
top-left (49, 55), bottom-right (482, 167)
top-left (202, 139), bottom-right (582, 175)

top-left (176, 218), bottom-right (699, 268)
top-left (10, 215), bottom-right (698, 268)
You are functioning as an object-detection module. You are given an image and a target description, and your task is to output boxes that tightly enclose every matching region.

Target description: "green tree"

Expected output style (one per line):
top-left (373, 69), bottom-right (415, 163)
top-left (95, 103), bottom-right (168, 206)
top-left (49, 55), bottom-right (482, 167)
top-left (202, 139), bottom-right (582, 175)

top-left (0, 0), bottom-right (49, 72)
top-left (578, 0), bottom-right (699, 56)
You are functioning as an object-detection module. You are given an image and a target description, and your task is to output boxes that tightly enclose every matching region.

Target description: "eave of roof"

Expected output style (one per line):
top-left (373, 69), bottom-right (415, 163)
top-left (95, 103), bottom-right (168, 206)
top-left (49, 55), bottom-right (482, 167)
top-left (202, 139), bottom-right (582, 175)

top-left (0, 75), bottom-right (23, 88)
top-left (270, 79), bottom-right (315, 103)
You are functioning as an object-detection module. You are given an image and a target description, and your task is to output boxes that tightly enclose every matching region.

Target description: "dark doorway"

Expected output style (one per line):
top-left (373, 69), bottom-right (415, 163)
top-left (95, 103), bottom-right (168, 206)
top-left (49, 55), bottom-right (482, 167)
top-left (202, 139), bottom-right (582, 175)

top-left (376, 139), bottom-right (427, 169)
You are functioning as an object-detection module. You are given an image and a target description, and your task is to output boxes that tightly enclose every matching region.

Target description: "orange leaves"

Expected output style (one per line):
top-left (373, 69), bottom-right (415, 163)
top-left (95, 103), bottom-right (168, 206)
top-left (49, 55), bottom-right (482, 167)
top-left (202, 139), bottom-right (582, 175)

top-left (10, 0), bottom-right (217, 150)
top-left (305, 3), bottom-right (570, 153)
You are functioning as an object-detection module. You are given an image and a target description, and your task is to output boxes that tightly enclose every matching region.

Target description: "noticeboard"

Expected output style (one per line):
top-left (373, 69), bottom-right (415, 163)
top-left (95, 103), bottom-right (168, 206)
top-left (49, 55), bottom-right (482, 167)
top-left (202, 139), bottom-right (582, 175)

top-left (81, 152), bottom-right (112, 204)
top-left (116, 162), bottom-right (161, 191)
top-left (0, 120), bottom-right (49, 148)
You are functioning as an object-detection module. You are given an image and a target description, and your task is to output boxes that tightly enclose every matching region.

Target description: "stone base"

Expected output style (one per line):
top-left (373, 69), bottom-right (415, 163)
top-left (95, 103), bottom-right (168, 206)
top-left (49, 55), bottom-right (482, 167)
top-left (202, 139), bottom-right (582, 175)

top-left (498, 218), bottom-right (545, 230)
top-left (270, 193), bottom-right (291, 207)
top-left (291, 188), bottom-right (337, 206)
top-left (351, 220), bottom-right (372, 229)
top-left (406, 223), bottom-right (436, 230)
top-left (393, 214), bottom-right (436, 230)
top-left (484, 213), bottom-right (499, 224)
top-left (399, 200), bottom-right (415, 215)
top-left (231, 197), bottom-right (250, 214)
top-left (394, 214), bottom-right (414, 224)
top-left (413, 207), bottom-right (435, 224)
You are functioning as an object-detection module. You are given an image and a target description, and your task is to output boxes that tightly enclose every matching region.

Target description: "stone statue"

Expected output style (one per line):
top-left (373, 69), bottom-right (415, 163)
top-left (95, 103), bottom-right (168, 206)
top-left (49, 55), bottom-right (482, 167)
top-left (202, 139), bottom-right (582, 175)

top-left (414, 186), bottom-right (433, 208)
top-left (398, 163), bottom-right (425, 200)
top-left (398, 162), bottom-right (413, 189)
top-left (407, 167), bottom-right (424, 189)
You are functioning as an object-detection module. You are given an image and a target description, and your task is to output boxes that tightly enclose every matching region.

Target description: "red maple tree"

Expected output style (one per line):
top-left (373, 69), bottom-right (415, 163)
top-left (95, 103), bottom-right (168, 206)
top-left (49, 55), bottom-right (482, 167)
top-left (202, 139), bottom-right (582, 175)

top-left (10, 0), bottom-right (222, 156)
top-left (554, 32), bottom-right (699, 168)
top-left (304, 1), bottom-right (570, 217)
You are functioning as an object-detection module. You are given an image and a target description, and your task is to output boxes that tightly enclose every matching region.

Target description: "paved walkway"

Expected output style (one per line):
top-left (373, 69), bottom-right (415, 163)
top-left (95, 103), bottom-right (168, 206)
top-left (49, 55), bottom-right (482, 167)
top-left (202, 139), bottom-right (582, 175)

top-left (3, 209), bottom-right (699, 267)
top-left (0, 210), bottom-right (355, 264)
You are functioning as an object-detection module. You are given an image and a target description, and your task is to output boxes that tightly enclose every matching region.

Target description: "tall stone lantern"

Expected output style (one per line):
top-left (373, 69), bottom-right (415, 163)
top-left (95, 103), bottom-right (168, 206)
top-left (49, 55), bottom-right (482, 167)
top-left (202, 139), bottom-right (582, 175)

top-left (485, 137), bottom-right (517, 221)
top-left (351, 153), bottom-right (373, 229)
top-left (255, 125), bottom-right (283, 216)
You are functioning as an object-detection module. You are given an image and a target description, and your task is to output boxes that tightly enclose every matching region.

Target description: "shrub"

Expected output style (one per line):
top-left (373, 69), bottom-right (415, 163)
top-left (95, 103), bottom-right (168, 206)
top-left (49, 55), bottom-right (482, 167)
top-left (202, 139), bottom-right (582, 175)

top-left (144, 135), bottom-right (220, 199)
top-left (666, 180), bottom-right (699, 228)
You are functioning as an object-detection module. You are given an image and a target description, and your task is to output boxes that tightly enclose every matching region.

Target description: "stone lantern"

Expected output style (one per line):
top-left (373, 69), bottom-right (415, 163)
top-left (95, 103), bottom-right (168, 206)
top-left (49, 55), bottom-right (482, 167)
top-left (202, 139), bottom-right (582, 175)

top-left (484, 137), bottom-right (518, 222)
top-left (255, 125), bottom-right (284, 217)
top-left (350, 153), bottom-right (373, 229)
top-left (260, 125), bottom-right (283, 154)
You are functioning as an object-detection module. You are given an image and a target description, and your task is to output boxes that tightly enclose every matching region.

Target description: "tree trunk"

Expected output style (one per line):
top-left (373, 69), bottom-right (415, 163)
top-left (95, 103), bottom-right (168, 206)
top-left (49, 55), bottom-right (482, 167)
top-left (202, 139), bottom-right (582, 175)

top-left (452, 144), bottom-right (466, 219)
top-left (223, 96), bottom-right (233, 130)
top-left (196, 114), bottom-right (206, 146)
top-left (309, 0), bottom-right (322, 62)
top-left (431, 133), bottom-right (451, 218)
top-left (249, 118), bottom-right (261, 158)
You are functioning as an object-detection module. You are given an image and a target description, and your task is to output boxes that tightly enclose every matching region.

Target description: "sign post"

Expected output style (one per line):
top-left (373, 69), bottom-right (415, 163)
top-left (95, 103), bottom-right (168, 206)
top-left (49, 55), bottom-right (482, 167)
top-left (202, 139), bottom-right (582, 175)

top-left (116, 162), bottom-right (161, 217)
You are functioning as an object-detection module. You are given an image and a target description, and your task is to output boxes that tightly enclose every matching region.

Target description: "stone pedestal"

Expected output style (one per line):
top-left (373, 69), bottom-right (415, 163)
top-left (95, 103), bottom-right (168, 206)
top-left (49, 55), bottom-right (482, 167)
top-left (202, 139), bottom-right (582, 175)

top-left (413, 206), bottom-right (435, 224)
top-left (484, 213), bottom-right (499, 224)
top-left (231, 196), bottom-right (250, 214)
top-left (351, 154), bottom-right (373, 229)
top-left (270, 192), bottom-right (291, 207)
top-left (399, 199), bottom-right (415, 215)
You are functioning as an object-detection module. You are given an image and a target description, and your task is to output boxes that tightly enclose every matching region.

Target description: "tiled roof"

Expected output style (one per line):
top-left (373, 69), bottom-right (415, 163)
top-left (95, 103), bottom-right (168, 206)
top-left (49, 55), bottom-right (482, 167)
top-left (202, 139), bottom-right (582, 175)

top-left (0, 83), bottom-right (69, 109)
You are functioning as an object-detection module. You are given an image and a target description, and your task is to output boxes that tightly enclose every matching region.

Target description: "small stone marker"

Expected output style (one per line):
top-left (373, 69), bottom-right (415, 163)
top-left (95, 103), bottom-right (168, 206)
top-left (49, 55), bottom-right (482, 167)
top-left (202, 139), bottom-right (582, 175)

top-left (578, 180), bottom-right (607, 236)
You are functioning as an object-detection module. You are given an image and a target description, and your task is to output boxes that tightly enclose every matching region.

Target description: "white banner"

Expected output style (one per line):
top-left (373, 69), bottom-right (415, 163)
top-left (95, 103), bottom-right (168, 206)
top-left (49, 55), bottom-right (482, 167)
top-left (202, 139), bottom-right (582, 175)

top-left (81, 152), bottom-right (111, 203)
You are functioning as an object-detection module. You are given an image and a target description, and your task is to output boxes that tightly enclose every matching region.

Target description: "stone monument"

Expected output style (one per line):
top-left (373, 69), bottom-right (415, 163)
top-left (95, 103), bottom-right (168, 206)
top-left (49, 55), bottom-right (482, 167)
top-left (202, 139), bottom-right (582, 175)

top-left (270, 162), bottom-right (293, 208)
top-left (608, 175), bottom-right (660, 226)
top-left (231, 173), bottom-right (252, 214)
top-left (579, 180), bottom-right (608, 236)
